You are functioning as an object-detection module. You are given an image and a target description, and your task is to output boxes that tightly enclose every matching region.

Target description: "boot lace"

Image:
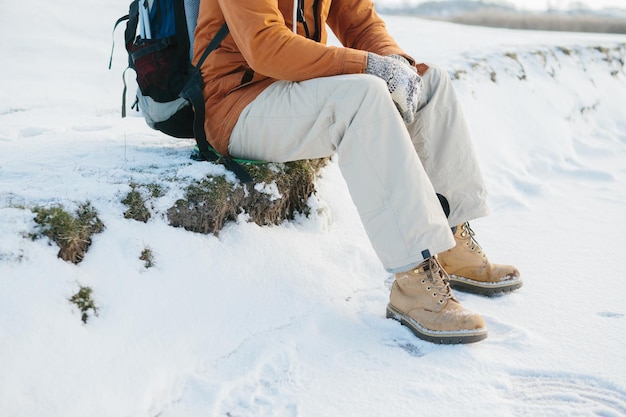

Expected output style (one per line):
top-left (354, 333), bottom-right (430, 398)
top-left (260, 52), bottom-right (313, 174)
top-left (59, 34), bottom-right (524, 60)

top-left (422, 257), bottom-right (454, 304)
top-left (460, 222), bottom-right (486, 260)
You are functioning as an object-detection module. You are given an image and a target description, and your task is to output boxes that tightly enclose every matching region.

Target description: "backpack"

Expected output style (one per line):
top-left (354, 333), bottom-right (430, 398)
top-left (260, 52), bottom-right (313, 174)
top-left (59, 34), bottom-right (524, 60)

top-left (110, 0), bottom-right (252, 182)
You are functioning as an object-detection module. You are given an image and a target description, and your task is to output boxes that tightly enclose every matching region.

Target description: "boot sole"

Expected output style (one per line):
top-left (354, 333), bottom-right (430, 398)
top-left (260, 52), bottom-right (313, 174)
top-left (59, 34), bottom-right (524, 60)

top-left (449, 275), bottom-right (523, 296)
top-left (386, 304), bottom-right (488, 344)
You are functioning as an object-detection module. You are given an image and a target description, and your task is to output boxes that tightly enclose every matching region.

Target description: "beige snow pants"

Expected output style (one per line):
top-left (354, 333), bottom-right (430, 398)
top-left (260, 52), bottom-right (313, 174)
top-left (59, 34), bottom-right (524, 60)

top-left (229, 65), bottom-right (489, 272)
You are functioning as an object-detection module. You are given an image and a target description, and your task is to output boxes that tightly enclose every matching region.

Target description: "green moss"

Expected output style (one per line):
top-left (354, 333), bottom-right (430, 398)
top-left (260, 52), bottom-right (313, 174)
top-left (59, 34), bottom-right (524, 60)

top-left (140, 246), bottom-right (155, 269)
top-left (69, 286), bottom-right (98, 324)
top-left (76, 202), bottom-right (105, 233)
top-left (33, 202), bottom-right (104, 264)
top-left (121, 181), bottom-right (169, 222)
top-left (121, 183), bottom-right (151, 223)
top-left (184, 175), bottom-right (234, 206)
top-left (167, 159), bottom-right (327, 235)
top-left (147, 183), bottom-right (165, 198)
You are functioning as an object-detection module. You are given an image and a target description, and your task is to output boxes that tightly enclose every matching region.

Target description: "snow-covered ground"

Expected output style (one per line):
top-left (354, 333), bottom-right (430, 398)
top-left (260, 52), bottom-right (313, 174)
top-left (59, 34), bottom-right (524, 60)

top-left (1, 1), bottom-right (626, 416)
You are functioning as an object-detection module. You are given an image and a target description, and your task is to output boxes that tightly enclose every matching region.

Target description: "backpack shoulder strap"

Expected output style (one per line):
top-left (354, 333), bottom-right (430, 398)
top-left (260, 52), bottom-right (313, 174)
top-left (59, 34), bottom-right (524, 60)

top-left (180, 24), bottom-right (253, 183)
top-left (194, 22), bottom-right (229, 70)
top-left (108, 0), bottom-right (140, 70)
top-left (124, 0), bottom-right (141, 67)
top-left (109, 0), bottom-right (141, 117)
top-left (173, 0), bottom-right (190, 69)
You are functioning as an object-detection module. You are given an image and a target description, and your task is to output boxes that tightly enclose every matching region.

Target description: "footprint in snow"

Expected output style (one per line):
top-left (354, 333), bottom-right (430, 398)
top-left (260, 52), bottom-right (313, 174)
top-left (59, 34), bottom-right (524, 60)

top-left (503, 372), bottom-right (626, 416)
top-left (384, 338), bottom-right (425, 358)
top-left (597, 311), bottom-right (624, 319)
top-left (0, 108), bottom-right (27, 116)
top-left (19, 127), bottom-right (53, 137)
top-left (218, 351), bottom-right (305, 417)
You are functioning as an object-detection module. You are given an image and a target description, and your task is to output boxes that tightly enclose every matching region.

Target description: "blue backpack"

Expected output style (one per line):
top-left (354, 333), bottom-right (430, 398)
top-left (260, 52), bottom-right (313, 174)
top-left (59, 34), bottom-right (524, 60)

top-left (110, 0), bottom-right (251, 182)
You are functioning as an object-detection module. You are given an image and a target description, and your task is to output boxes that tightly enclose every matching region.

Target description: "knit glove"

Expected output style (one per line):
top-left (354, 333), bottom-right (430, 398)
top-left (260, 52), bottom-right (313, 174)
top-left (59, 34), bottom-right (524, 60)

top-left (388, 54), bottom-right (417, 73)
top-left (365, 52), bottom-right (422, 124)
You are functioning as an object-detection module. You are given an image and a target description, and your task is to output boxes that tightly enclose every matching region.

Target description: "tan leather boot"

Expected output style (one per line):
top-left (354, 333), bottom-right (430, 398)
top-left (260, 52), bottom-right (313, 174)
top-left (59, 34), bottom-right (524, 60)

top-left (438, 222), bottom-right (522, 296)
top-left (386, 257), bottom-right (488, 344)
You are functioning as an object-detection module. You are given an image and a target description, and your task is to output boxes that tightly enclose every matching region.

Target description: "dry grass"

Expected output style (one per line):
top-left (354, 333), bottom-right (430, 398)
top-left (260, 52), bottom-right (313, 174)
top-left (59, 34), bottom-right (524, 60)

top-left (121, 183), bottom-right (151, 223)
top-left (32, 202), bottom-right (105, 264)
top-left (167, 159), bottom-right (327, 235)
top-left (140, 246), bottom-right (155, 269)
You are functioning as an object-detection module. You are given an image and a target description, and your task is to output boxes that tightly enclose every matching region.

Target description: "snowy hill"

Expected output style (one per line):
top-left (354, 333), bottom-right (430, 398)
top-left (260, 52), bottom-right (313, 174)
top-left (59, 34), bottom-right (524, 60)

top-left (1, 2), bottom-right (626, 416)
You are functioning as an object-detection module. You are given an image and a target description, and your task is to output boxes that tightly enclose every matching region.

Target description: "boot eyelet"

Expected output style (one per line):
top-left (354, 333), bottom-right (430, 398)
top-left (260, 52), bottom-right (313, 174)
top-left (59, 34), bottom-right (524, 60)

top-left (427, 286), bottom-right (431, 290)
top-left (433, 293), bottom-right (437, 297)
top-left (421, 279), bottom-right (426, 284)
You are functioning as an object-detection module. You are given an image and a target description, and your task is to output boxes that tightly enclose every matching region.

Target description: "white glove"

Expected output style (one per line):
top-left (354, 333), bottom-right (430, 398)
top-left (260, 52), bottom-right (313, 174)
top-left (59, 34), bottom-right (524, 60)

top-left (388, 54), bottom-right (417, 73)
top-left (365, 52), bottom-right (422, 124)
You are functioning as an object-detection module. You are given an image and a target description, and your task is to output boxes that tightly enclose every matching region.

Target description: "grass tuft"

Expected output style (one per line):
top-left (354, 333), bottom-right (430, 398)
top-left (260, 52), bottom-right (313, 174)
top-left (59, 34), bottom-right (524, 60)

top-left (69, 286), bottom-right (98, 324)
top-left (140, 246), bottom-right (155, 269)
top-left (33, 202), bottom-right (104, 264)
top-left (167, 159), bottom-right (327, 235)
top-left (121, 183), bottom-right (151, 223)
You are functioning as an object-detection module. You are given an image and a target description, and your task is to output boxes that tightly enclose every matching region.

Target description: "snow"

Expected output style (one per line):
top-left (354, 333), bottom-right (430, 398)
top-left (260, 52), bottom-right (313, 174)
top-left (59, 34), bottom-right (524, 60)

top-left (1, 1), bottom-right (626, 416)
top-left (254, 181), bottom-right (283, 202)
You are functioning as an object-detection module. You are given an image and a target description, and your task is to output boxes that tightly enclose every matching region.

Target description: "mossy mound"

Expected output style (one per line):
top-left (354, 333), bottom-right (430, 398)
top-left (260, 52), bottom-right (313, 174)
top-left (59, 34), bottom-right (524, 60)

top-left (32, 202), bottom-right (104, 264)
top-left (167, 159), bottom-right (327, 235)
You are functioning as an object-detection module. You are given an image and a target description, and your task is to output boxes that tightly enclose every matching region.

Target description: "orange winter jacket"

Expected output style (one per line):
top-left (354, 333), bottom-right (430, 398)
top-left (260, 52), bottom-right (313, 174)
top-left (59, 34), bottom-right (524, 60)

top-left (194, 0), bottom-right (412, 156)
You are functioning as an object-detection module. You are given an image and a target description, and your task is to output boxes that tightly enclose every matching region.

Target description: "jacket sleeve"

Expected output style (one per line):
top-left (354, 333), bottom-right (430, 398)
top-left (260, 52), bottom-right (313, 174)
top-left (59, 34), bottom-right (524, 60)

top-left (217, 0), bottom-right (367, 81)
top-left (327, 0), bottom-right (413, 62)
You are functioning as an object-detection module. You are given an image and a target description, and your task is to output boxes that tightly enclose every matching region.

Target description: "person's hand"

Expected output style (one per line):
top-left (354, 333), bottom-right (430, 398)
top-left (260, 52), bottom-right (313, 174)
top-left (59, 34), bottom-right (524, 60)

top-left (365, 52), bottom-right (422, 124)
top-left (389, 54), bottom-right (431, 76)
top-left (388, 54), bottom-right (417, 73)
